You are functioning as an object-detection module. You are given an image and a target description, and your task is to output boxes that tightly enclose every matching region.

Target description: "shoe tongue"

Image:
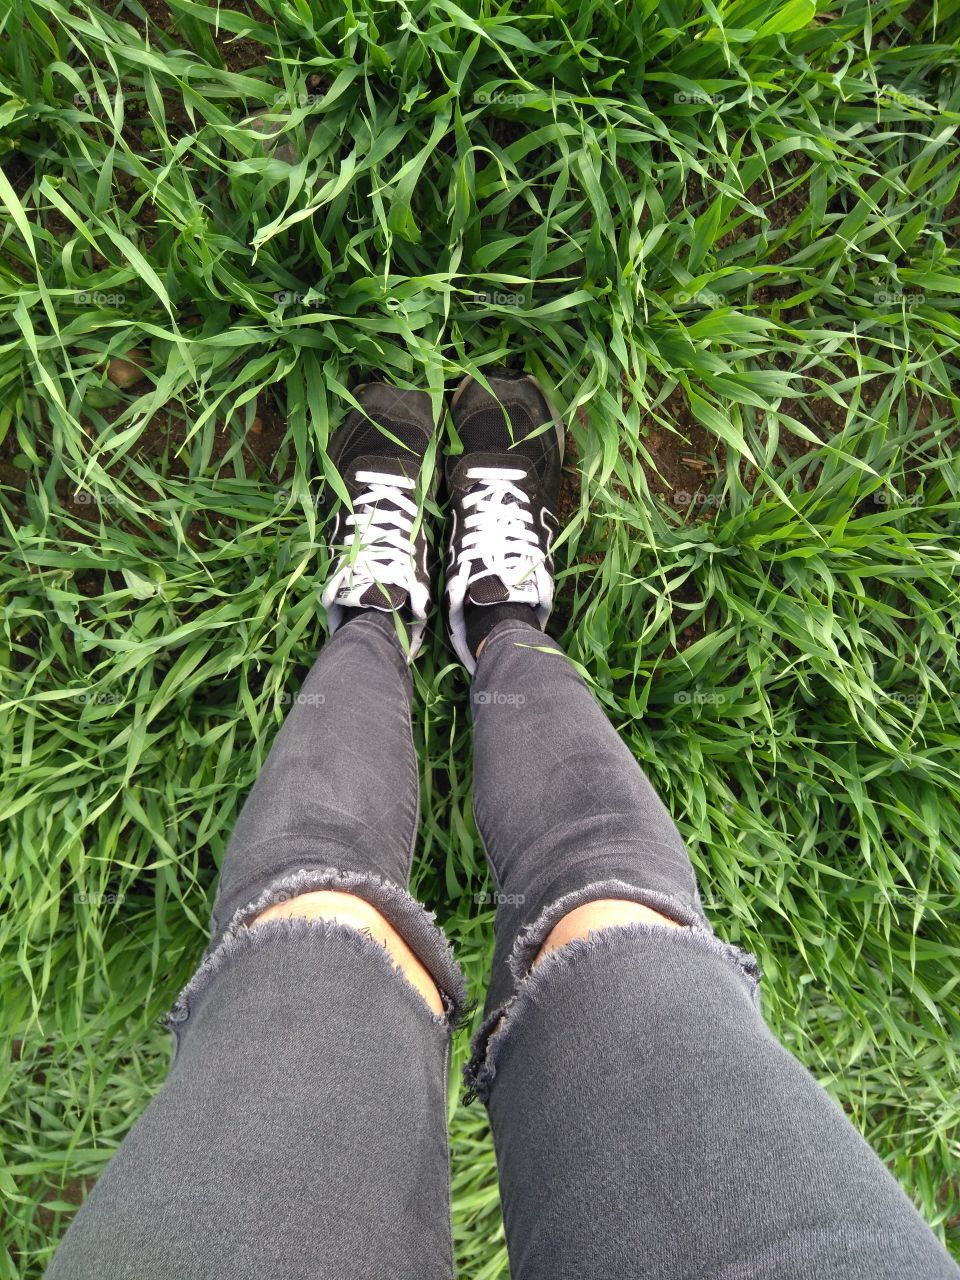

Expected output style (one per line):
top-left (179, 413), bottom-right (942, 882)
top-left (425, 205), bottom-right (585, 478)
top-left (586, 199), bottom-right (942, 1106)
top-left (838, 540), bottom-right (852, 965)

top-left (450, 451), bottom-right (533, 490)
top-left (359, 582), bottom-right (408, 610)
top-left (350, 453), bottom-right (419, 484)
top-left (467, 575), bottom-right (510, 606)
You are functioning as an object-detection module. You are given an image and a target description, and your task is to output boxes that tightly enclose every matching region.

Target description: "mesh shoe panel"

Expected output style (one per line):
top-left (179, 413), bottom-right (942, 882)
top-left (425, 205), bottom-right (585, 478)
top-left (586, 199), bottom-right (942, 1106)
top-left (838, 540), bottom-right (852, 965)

top-left (359, 582), bottom-right (408, 609)
top-left (458, 405), bottom-right (537, 453)
top-left (467, 576), bottom-right (510, 605)
top-left (344, 414), bottom-right (428, 458)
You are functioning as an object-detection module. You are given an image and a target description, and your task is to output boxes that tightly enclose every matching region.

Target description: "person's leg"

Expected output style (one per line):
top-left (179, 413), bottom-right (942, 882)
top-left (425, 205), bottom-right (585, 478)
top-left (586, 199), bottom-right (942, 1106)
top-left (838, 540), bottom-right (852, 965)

top-left (47, 386), bottom-right (464, 1280)
top-left (47, 612), bottom-right (464, 1280)
top-left (466, 621), bottom-right (959, 1280)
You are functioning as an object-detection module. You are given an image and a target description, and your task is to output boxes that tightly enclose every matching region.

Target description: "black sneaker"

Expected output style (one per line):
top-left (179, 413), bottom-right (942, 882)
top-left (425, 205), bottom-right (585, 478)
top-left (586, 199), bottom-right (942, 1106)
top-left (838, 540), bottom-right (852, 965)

top-left (321, 382), bottom-right (435, 659)
top-left (444, 369), bottom-right (565, 671)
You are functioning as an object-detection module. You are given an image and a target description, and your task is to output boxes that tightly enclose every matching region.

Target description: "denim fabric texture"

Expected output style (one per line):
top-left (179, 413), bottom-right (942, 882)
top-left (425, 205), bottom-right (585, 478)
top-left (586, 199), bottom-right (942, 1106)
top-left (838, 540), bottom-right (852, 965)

top-left (47, 614), bottom-right (959, 1280)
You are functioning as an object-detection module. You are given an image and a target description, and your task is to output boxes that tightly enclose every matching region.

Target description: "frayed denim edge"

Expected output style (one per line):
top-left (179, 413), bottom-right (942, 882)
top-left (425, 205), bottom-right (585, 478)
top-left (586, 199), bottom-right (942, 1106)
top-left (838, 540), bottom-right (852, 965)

top-left (167, 867), bottom-right (467, 1040)
top-left (463, 882), bottom-right (761, 1104)
top-left (507, 880), bottom-right (711, 984)
top-left (164, 916), bottom-right (456, 1065)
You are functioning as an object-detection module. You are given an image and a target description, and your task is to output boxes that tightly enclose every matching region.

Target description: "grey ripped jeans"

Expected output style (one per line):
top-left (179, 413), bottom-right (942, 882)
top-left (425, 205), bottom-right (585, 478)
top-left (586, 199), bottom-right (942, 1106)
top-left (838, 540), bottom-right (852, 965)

top-left (47, 613), bottom-right (958, 1280)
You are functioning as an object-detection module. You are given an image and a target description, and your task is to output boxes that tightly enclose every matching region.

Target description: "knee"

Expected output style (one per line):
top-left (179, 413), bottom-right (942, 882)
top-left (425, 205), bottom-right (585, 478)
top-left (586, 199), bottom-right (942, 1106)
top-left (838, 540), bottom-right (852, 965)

top-left (534, 897), bottom-right (684, 967)
top-left (251, 889), bottom-right (445, 1016)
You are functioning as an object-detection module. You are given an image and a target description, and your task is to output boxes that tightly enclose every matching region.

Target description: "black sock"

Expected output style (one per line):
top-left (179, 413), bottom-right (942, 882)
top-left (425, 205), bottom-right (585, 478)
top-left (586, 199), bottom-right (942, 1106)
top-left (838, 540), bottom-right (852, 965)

top-left (340, 605), bottom-right (377, 627)
top-left (465, 602), bottom-right (540, 659)
top-left (341, 604), bottom-right (413, 630)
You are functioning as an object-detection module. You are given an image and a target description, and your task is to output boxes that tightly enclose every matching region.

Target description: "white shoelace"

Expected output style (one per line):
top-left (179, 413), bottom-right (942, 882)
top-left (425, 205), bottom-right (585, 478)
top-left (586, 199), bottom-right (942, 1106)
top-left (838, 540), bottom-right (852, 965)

top-left (460, 466), bottom-right (544, 588)
top-left (335, 469), bottom-right (419, 596)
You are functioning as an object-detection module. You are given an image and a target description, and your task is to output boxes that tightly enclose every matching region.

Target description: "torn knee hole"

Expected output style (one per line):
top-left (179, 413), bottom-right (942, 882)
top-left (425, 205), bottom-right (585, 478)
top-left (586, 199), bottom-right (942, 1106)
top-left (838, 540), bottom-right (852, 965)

top-left (250, 889), bottom-right (445, 1016)
top-left (533, 896), bottom-right (685, 967)
top-left (253, 888), bottom-right (387, 932)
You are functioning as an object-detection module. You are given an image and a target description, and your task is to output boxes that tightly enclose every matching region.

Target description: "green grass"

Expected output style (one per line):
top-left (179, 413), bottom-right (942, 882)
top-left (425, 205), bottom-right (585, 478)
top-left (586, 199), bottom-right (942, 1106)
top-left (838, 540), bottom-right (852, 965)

top-left (2, 0), bottom-right (960, 1273)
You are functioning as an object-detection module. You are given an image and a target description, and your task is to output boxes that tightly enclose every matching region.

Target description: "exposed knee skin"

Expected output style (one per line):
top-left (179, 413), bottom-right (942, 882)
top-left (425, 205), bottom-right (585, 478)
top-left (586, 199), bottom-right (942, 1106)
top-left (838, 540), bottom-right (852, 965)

top-left (252, 890), bottom-right (445, 1016)
top-left (534, 897), bottom-right (684, 967)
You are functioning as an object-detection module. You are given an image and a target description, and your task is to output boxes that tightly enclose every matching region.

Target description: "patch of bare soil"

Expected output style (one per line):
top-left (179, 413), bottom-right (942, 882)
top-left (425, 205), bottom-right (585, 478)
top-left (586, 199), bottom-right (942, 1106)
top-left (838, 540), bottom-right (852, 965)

top-left (33, 1176), bottom-right (97, 1236)
top-left (130, 0), bottom-right (273, 72)
top-left (635, 383), bottom-right (720, 514)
